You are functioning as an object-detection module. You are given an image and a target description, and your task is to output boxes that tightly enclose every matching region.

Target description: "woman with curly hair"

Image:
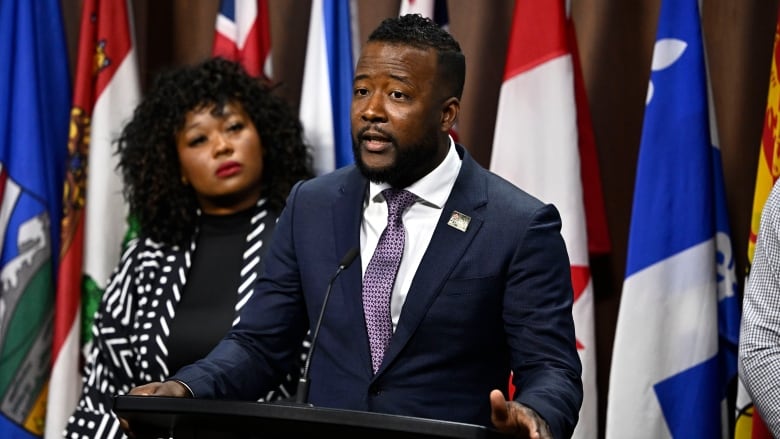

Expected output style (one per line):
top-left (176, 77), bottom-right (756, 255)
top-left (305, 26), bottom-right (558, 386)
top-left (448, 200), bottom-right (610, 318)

top-left (65, 57), bottom-right (313, 439)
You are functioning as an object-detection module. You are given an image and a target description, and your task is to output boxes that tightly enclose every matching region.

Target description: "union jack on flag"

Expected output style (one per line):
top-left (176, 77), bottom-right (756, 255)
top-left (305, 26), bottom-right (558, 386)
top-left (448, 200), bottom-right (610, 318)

top-left (213, 0), bottom-right (271, 79)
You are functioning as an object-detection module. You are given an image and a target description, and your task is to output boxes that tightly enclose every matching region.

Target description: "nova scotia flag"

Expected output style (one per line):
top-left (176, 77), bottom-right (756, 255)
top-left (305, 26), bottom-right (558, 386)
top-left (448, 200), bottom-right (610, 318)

top-left (605, 0), bottom-right (740, 437)
top-left (299, 0), bottom-right (355, 175)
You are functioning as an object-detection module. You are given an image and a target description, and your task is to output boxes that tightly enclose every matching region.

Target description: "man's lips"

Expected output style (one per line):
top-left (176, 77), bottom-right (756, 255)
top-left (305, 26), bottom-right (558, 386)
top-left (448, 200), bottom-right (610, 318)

top-left (216, 161), bottom-right (242, 177)
top-left (360, 131), bottom-right (393, 152)
top-left (362, 138), bottom-right (393, 152)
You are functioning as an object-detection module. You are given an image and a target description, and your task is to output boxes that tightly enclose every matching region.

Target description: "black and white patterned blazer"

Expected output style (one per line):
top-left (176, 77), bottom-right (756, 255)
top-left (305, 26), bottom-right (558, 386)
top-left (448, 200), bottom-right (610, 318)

top-left (65, 199), bottom-right (302, 439)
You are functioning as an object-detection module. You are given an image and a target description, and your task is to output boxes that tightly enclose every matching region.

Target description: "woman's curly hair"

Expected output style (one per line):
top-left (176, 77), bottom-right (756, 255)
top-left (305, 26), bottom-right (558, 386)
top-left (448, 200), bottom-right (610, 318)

top-left (117, 57), bottom-right (313, 246)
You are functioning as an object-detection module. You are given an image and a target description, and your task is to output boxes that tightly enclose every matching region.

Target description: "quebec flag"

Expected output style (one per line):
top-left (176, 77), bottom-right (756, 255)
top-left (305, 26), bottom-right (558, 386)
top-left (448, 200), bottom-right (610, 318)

top-left (605, 0), bottom-right (740, 437)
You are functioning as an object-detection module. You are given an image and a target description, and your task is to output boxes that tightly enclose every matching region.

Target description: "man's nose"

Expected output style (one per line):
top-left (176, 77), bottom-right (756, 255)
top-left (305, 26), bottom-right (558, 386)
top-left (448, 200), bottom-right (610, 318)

top-left (360, 94), bottom-right (387, 122)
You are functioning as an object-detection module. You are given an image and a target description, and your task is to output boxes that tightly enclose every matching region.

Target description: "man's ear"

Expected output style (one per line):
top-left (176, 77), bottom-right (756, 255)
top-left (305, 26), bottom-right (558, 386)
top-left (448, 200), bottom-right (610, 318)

top-left (441, 97), bottom-right (460, 132)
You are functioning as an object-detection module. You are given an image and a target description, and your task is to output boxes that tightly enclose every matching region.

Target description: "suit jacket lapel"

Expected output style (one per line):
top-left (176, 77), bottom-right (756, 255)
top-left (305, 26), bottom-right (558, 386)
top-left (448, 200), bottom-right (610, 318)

top-left (377, 148), bottom-right (488, 376)
top-left (330, 167), bottom-right (374, 375)
top-left (332, 168), bottom-right (366, 267)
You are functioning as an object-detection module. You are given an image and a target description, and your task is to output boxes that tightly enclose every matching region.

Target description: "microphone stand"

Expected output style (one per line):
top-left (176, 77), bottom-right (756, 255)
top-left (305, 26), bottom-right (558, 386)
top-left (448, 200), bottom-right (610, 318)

top-left (295, 247), bottom-right (359, 405)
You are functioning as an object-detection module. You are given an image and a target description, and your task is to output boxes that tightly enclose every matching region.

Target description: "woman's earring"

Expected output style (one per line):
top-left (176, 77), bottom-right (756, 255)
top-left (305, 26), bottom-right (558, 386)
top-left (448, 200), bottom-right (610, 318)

top-left (181, 176), bottom-right (188, 186)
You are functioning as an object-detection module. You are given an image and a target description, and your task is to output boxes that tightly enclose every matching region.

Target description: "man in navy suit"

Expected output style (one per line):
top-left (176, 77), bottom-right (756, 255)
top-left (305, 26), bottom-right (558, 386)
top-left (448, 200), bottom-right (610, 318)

top-left (126, 14), bottom-right (582, 439)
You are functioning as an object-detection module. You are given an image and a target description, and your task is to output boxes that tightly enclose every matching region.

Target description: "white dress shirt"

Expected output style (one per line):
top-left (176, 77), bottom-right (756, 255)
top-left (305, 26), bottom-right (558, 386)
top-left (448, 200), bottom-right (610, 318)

top-left (360, 137), bottom-right (462, 330)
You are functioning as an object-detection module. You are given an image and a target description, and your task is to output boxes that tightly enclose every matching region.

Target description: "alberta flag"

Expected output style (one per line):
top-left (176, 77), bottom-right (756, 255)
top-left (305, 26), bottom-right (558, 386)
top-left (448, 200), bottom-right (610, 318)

top-left (0, 0), bottom-right (71, 437)
top-left (299, 0), bottom-right (356, 175)
top-left (605, 0), bottom-right (740, 437)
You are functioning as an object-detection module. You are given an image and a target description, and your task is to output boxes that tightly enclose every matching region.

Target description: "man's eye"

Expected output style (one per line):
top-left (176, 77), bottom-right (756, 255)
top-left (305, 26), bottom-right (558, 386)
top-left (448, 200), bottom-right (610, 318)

top-left (391, 91), bottom-right (406, 99)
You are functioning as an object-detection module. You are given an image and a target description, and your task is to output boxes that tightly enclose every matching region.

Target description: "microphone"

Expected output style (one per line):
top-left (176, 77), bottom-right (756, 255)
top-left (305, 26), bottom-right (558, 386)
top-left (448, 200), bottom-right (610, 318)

top-left (295, 247), bottom-right (359, 405)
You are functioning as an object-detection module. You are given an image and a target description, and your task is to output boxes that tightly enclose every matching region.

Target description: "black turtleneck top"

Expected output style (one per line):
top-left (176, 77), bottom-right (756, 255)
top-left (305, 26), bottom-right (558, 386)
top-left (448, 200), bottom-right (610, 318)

top-left (166, 207), bottom-right (255, 374)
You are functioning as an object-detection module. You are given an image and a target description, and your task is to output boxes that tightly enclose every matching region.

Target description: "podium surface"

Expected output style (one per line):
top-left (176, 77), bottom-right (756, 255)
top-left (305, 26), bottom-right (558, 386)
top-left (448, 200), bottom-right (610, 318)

top-left (113, 395), bottom-right (510, 439)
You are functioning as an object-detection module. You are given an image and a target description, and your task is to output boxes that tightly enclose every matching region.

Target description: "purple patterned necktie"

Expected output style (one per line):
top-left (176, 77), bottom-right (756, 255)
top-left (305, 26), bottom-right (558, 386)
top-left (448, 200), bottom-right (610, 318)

top-left (362, 188), bottom-right (416, 373)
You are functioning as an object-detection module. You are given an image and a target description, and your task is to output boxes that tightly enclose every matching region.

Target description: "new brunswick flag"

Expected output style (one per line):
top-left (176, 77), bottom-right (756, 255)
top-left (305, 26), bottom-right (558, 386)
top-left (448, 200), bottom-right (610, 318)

top-left (734, 6), bottom-right (780, 439)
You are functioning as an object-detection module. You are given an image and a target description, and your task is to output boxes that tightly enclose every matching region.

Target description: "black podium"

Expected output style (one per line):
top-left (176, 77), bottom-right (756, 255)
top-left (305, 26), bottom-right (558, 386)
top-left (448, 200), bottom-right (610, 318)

top-left (113, 395), bottom-right (510, 439)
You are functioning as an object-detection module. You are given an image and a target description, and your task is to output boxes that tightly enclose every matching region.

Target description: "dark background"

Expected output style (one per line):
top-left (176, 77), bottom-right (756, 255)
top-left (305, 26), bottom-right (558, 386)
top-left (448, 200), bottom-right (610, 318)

top-left (59, 0), bottom-right (780, 436)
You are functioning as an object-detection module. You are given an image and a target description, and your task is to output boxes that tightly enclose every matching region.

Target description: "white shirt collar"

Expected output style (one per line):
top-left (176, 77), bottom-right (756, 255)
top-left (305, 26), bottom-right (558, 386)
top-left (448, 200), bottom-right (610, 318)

top-left (367, 136), bottom-right (461, 208)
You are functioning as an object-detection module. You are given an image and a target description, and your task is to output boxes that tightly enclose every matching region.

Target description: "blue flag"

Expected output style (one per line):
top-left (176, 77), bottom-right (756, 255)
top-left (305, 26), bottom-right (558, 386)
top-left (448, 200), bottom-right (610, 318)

top-left (0, 0), bottom-right (71, 437)
top-left (300, 0), bottom-right (355, 174)
top-left (605, 0), bottom-right (740, 437)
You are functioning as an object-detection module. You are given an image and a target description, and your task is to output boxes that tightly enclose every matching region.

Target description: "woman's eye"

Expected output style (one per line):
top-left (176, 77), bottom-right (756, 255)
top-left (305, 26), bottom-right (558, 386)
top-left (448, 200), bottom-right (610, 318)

top-left (188, 135), bottom-right (207, 147)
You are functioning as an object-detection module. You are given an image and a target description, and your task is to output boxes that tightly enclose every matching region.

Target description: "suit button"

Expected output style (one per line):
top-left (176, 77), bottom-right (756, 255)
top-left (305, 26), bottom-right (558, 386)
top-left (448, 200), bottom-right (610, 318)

top-left (370, 386), bottom-right (381, 396)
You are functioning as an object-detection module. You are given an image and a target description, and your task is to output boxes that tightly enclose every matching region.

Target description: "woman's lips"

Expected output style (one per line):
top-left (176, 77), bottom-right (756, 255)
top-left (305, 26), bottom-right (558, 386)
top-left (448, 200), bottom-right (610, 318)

top-left (216, 162), bottom-right (242, 177)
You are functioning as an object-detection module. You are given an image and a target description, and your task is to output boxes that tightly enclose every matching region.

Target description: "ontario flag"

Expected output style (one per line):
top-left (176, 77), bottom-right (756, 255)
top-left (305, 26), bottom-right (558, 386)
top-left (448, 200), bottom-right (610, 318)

top-left (46, 0), bottom-right (140, 437)
top-left (213, 0), bottom-right (271, 80)
top-left (0, 0), bottom-right (71, 438)
top-left (605, 0), bottom-right (740, 437)
top-left (488, 1), bottom-right (598, 438)
top-left (733, 6), bottom-right (780, 439)
top-left (299, 0), bottom-right (356, 175)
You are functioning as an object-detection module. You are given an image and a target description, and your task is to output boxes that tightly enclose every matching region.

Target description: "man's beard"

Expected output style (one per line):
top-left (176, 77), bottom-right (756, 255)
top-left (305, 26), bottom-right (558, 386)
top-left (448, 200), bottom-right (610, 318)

top-left (352, 130), bottom-right (440, 188)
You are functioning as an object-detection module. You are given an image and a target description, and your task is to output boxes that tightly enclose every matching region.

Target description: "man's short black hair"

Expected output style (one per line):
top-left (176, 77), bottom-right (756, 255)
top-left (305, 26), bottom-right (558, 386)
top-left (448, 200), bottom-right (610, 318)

top-left (368, 13), bottom-right (465, 100)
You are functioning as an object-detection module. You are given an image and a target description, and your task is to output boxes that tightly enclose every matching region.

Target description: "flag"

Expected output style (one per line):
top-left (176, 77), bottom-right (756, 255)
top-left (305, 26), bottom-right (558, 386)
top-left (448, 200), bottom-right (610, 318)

top-left (488, 1), bottom-right (597, 437)
top-left (46, 0), bottom-right (140, 437)
top-left (604, 0), bottom-right (740, 437)
top-left (0, 0), bottom-right (71, 437)
top-left (733, 7), bottom-right (780, 439)
top-left (399, 0), bottom-right (449, 30)
top-left (567, 19), bottom-right (611, 256)
top-left (299, 0), bottom-right (356, 175)
top-left (398, 0), bottom-right (459, 142)
top-left (213, 0), bottom-right (272, 79)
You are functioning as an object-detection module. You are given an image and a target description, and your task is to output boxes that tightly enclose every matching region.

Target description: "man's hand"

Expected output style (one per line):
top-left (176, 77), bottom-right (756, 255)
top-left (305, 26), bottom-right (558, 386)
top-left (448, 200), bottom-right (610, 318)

top-left (118, 381), bottom-right (192, 437)
top-left (490, 389), bottom-right (552, 439)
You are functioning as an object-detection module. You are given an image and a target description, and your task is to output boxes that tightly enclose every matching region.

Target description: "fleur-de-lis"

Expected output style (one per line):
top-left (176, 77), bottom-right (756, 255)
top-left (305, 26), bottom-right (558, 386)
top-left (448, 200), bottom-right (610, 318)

top-left (646, 38), bottom-right (687, 105)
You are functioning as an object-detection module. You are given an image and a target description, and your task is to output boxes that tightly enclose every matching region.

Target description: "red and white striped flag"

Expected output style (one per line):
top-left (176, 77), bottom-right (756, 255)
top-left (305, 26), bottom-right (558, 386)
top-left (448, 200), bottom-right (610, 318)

top-left (398, 0), bottom-right (458, 141)
top-left (399, 0), bottom-right (449, 30)
top-left (46, 0), bottom-right (140, 437)
top-left (213, 0), bottom-right (272, 79)
top-left (489, 1), bottom-right (597, 438)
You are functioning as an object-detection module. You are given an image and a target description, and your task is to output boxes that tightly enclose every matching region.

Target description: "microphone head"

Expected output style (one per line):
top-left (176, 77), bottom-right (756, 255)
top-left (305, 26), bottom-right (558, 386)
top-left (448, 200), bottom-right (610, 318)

top-left (339, 247), bottom-right (359, 269)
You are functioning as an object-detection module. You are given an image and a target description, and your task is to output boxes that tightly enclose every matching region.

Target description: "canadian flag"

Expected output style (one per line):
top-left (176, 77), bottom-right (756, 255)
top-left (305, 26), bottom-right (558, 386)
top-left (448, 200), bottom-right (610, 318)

top-left (489, 1), bottom-right (597, 438)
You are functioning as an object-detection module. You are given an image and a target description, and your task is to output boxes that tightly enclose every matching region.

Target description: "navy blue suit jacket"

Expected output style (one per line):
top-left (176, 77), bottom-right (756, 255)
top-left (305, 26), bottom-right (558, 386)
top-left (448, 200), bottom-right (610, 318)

top-left (174, 145), bottom-right (583, 438)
